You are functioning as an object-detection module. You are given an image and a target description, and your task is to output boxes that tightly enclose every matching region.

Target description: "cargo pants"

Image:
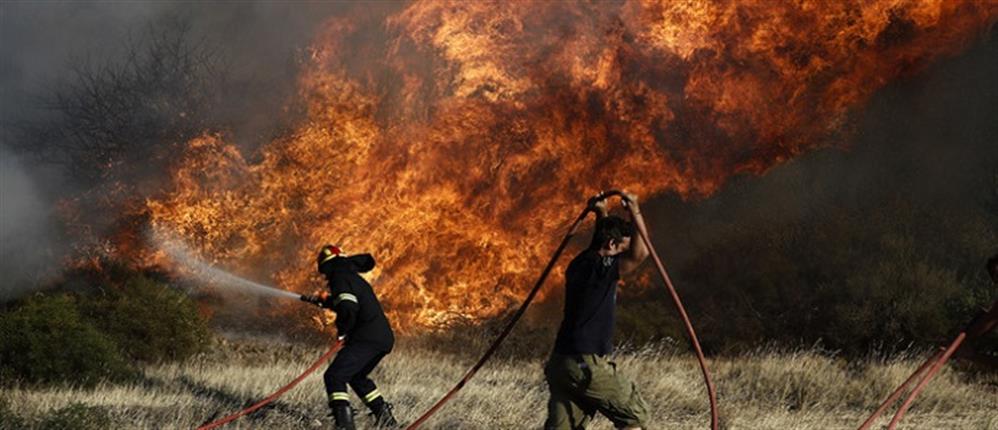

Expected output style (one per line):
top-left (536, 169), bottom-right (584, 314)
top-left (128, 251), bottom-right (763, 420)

top-left (544, 353), bottom-right (650, 429)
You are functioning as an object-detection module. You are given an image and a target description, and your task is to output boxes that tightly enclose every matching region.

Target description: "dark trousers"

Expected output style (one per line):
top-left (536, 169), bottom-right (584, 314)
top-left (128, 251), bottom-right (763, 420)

top-left (323, 342), bottom-right (388, 408)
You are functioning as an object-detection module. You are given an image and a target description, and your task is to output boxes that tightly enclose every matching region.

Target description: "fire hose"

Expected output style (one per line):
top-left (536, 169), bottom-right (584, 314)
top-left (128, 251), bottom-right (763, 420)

top-left (618, 191), bottom-right (720, 430)
top-left (195, 338), bottom-right (345, 430)
top-left (857, 297), bottom-right (998, 430)
top-left (407, 190), bottom-right (719, 430)
top-left (404, 199), bottom-right (594, 429)
top-left (193, 200), bottom-right (592, 430)
top-left (193, 190), bottom-right (718, 429)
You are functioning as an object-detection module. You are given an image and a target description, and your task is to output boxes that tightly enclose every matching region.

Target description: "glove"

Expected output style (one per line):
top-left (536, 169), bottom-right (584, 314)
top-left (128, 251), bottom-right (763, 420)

top-left (300, 293), bottom-right (326, 307)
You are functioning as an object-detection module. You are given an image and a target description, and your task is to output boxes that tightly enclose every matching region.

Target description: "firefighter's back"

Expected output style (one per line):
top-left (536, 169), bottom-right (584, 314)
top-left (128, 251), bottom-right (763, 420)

top-left (338, 270), bottom-right (395, 351)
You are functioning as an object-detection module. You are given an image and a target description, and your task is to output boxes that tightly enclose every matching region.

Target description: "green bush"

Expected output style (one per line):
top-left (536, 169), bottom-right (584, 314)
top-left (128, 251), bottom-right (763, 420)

top-left (0, 265), bottom-right (211, 386)
top-left (0, 295), bottom-right (132, 387)
top-left (35, 403), bottom-right (110, 430)
top-left (78, 271), bottom-right (210, 362)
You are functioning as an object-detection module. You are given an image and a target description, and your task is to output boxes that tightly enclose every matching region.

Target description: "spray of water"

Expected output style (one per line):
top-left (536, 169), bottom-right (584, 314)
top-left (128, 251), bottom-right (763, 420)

top-left (150, 228), bottom-right (301, 300)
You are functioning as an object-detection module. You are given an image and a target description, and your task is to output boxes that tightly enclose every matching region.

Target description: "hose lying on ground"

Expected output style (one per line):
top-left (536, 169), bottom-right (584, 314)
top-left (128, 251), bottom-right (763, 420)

top-left (857, 297), bottom-right (997, 430)
top-left (196, 339), bottom-right (345, 430)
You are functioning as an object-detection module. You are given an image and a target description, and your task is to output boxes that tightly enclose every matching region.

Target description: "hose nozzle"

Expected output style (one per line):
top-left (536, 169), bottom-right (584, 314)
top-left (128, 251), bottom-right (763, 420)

top-left (300, 294), bottom-right (323, 306)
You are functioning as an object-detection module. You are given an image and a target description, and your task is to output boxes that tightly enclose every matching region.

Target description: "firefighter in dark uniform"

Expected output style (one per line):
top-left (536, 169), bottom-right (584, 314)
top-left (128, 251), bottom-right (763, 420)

top-left (304, 245), bottom-right (398, 429)
top-left (545, 191), bottom-right (651, 430)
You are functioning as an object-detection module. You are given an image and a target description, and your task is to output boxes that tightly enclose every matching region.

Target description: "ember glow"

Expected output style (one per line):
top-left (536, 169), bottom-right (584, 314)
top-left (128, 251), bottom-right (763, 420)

top-left (143, 1), bottom-right (996, 329)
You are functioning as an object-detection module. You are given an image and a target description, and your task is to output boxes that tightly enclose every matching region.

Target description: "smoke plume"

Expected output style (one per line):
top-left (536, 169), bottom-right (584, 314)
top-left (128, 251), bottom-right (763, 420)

top-left (0, 146), bottom-right (56, 300)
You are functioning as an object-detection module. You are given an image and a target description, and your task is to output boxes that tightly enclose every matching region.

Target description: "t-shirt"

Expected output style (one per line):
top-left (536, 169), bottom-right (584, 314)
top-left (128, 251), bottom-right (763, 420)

top-left (553, 249), bottom-right (620, 356)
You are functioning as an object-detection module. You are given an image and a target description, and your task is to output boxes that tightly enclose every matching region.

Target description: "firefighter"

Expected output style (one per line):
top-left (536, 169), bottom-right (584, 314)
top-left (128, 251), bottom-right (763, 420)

top-left (544, 191), bottom-right (651, 430)
top-left (303, 245), bottom-right (398, 430)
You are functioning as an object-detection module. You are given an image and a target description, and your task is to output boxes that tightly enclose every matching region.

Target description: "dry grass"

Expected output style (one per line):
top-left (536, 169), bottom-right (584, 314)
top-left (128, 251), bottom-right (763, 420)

top-left (5, 341), bottom-right (997, 429)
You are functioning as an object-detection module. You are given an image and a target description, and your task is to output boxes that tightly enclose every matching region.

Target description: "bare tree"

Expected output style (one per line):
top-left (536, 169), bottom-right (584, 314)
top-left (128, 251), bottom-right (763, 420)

top-left (13, 16), bottom-right (228, 186)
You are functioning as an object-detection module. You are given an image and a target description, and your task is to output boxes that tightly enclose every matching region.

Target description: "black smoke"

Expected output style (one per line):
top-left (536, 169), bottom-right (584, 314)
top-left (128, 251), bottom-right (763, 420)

top-left (622, 25), bottom-right (998, 354)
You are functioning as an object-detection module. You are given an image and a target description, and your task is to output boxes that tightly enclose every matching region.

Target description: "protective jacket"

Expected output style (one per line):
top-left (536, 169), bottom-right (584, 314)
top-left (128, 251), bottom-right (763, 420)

top-left (319, 254), bottom-right (395, 351)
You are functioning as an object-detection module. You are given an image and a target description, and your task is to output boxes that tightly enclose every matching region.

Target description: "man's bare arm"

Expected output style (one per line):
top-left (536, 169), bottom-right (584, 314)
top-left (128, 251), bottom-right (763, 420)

top-left (620, 191), bottom-right (649, 275)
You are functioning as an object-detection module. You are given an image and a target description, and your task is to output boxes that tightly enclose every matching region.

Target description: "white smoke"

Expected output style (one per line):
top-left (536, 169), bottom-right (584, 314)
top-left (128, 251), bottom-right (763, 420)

top-left (149, 228), bottom-right (300, 300)
top-left (0, 146), bottom-right (56, 301)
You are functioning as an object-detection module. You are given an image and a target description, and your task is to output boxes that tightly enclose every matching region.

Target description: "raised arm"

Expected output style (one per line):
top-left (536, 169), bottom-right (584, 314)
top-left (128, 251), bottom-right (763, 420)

top-left (619, 191), bottom-right (649, 275)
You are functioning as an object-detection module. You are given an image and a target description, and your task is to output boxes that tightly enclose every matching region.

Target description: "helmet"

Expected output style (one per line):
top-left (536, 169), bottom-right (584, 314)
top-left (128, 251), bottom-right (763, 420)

top-left (317, 244), bottom-right (345, 273)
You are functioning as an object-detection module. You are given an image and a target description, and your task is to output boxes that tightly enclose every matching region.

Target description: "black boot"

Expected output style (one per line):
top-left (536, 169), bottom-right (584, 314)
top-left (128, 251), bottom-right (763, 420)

top-left (369, 402), bottom-right (399, 428)
top-left (332, 403), bottom-right (356, 430)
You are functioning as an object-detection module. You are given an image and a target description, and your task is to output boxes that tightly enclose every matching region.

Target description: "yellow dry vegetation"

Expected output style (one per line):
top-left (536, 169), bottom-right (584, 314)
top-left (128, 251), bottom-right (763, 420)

top-left (5, 341), bottom-right (996, 429)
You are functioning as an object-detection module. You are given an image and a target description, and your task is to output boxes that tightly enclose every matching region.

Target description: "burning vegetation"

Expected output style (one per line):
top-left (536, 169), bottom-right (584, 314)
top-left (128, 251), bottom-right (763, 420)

top-left (42, 1), bottom-right (996, 329)
top-left (3, 0), bottom-right (980, 329)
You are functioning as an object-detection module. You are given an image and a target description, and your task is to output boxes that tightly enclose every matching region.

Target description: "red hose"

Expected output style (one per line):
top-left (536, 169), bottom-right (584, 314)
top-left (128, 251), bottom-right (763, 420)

top-left (196, 339), bottom-right (344, 430)
top-left (405, 207), bottom-right (592, 429)
top-left (856, 349), bottom-right (943, 430)
top-left (407, 190), bottom-right (719, 429)
top-left (885, 333), bottom-right (966, 430)
top-left (857, 297), bottom-right (997, 429)
top-left (630, 204), bottom-right (720, 430)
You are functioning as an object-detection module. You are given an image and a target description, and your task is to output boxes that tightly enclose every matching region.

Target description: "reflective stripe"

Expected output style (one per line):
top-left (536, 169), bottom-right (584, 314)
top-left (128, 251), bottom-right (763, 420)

top-left (333, 293), bottom-right (358, 305)
top-left (329, 392), bottom-right (350, 401)
top-left (363, 389), bottom-right (382, 403)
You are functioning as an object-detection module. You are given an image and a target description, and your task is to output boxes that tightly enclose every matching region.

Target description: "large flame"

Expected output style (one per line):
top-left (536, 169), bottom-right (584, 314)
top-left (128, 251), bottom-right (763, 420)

top-left (145, 1), bottom-right (996, 328)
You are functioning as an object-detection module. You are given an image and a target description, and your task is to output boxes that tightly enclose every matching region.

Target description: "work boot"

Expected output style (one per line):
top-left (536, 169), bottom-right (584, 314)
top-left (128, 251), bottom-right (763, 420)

top-left (369, 402), bottom-right (399, 428)
top-left (332, 404), bottom-right (356, 430)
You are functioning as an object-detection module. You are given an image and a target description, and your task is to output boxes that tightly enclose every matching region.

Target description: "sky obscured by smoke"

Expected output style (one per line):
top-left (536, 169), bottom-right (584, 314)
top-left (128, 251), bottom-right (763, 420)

top-left (0, 1), bottom-right (364, 299)
top-left (1, 1), bottom-right (358, 154)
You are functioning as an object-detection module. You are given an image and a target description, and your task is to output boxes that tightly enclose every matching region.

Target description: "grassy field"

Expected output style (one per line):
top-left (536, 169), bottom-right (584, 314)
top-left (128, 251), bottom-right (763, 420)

top-left (4, 339), bottom-right (997, 429)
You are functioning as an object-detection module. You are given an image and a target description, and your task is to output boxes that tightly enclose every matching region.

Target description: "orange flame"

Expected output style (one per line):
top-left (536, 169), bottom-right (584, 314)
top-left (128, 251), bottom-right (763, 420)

top-left (145, 1), bottom-right (996, 329)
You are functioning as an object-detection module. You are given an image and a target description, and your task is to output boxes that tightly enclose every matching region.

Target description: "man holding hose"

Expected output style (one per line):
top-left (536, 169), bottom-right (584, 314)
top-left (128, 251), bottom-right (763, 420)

top-left (545, 191), bottom-right (651, 430)
top-left (303, 245), bottom-right (398, 429)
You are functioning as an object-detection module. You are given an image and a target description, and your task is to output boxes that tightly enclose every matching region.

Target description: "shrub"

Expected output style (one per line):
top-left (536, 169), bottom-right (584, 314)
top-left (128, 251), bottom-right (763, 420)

top-left (668, 200), bottom-right (996, 356)
top-left (0, 295), bottom-right (132, 387)
top-left (35, 403), bottom-right (110, 430)
top-left (77, 271), bottom-right (210, 362)
top-left (0, 264), bottom-right (211, 386)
